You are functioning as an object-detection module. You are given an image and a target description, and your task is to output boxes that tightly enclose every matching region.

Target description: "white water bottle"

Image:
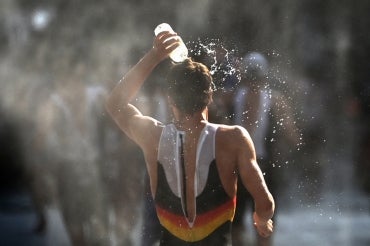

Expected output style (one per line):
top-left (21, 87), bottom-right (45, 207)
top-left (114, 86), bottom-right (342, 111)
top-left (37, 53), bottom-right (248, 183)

top-left (154, 23), bottom-right (188, 63)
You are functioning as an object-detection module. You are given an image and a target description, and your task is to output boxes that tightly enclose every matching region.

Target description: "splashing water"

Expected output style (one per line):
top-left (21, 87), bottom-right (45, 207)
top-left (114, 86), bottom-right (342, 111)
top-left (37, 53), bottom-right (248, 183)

top-left (187, 38), bottom-right (304, 158)
top-left (188, 38), bottom-right (242, 92)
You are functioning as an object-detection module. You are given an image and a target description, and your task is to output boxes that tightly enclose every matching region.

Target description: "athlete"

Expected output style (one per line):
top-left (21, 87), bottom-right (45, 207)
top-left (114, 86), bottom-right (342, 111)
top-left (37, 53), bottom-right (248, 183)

top-left (105, 31), bottom-right (274, 245)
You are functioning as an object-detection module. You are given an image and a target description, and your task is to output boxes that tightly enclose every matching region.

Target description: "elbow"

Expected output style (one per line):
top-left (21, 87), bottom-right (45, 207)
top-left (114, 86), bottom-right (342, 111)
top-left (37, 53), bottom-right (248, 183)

top-left (105, 96), bottom-right (119, 118)
top-left (104, 97), bottom-right (132, 129)
top-left (105, 98), bottom-right (114, 116)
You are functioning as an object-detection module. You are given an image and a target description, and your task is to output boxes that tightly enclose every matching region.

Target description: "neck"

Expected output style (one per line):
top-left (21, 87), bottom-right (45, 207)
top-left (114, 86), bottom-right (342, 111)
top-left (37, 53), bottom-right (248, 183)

top-left (173, 109), bottom-right (208, 132)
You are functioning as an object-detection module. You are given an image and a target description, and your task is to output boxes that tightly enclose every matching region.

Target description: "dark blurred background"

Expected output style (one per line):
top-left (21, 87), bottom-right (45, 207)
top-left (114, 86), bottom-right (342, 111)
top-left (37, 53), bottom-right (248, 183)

top-left (0, 0), bottom-right (369, 245)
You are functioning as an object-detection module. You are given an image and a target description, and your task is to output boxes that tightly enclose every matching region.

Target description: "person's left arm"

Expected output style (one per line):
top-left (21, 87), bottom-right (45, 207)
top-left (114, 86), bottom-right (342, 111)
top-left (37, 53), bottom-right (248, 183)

top-left (105, 32), bottom-right (180, 147)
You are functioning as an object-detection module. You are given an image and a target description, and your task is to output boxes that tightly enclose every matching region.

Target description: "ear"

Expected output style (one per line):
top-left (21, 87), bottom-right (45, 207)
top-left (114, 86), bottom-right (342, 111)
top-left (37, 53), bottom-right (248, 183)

top-left (202, 107), bottom-right (209, 120)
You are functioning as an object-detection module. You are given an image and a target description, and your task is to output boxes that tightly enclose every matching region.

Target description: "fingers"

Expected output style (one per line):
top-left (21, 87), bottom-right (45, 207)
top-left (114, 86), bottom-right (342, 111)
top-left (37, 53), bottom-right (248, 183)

top-left (254, 219), bottom-right (274, 238)
top-left (156, 31), bottom-right (177, 42)
top-left (153, 32), bottom-right (181, 56)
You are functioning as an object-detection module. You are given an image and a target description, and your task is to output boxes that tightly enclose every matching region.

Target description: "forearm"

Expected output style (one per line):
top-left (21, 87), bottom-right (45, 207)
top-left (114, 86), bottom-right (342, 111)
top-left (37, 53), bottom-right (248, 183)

top-left (254, 192), bottom-right (275, 222)
top-left (106, 49), bottom-right (160, 114)
top-left (106, 31), bottom-right (181, 115)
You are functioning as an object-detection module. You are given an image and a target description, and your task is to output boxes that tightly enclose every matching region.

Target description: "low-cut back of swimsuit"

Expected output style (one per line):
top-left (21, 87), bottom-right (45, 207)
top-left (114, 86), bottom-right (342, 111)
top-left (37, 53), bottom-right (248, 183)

top-left (155, 123), bottom-right (236, 245)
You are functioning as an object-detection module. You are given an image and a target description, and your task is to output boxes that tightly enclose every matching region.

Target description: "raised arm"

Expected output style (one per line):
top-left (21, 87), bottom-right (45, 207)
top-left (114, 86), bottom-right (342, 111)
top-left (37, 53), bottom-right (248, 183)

top-left (235, 126), bottom-right (275, 237)
top-left (105, 32), bottom-right (180, 146)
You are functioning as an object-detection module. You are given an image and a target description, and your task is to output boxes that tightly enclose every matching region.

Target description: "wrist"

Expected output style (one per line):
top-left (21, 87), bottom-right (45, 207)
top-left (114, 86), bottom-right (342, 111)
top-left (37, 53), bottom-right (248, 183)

top-left (145, 49), bottom-right (158, 63)
top-left (147, 47), bottom-right (166, 64)
top-left (253, 211), bottom-right (270, 225)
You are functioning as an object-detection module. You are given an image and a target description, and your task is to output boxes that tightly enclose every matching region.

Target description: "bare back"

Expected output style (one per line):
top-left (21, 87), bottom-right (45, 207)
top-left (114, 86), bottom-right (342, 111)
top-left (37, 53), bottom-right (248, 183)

top-left (140, 121), bottom-right (261, 218)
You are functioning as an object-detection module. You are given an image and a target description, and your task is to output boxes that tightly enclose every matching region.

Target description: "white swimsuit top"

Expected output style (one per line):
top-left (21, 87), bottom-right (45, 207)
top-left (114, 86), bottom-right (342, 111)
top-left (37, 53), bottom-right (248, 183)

top-left (157, 123), bottom-right (219, 199)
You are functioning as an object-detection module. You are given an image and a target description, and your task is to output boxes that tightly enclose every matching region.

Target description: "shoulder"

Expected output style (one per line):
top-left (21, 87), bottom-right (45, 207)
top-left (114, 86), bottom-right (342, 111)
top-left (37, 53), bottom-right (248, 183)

top-left (215, 123), bottom-right (249, 135)
top-left (214, 123), bottom-right (256, 164)
top-left (133, 116), bottom-right (164, 147)
top-left (215, 123), bottom-right (252, 146)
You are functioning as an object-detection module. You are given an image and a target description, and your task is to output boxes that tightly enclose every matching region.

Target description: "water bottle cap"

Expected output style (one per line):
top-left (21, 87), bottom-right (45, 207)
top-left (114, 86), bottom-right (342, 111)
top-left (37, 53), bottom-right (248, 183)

top-left (154, 23), bottom-right (174, 36)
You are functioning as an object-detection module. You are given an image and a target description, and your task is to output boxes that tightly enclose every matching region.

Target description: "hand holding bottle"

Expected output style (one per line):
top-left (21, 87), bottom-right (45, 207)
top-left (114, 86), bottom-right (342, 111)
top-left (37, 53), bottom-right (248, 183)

top-left (152, 31), bottom-right (182, 62)
top-left (154, 23), bottom-right (188, 63)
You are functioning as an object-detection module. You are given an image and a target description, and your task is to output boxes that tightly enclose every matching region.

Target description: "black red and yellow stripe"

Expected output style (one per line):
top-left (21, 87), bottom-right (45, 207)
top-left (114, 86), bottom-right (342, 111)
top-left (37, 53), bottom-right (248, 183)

top-left (156, 196), bottom-right (236, 242)
top-left (155, 160), bottom-right (236, 242)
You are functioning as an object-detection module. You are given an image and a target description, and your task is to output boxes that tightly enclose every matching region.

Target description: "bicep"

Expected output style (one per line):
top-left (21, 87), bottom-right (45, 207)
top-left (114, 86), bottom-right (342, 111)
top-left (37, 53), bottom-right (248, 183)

top-left (108, 103), bottom-right (162, 147)
top-left (236, 129), bottom-right (270, 202)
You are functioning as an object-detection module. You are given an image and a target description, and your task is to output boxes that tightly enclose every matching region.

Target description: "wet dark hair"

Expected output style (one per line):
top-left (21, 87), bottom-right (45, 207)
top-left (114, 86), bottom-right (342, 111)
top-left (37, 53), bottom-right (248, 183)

top-left (166, 59), bottom-right (213, 115)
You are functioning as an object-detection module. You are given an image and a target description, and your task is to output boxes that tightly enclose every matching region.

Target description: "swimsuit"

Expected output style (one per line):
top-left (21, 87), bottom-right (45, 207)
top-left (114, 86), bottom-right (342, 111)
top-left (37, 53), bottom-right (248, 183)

top-left (155, 123), bottom-right (236, 245)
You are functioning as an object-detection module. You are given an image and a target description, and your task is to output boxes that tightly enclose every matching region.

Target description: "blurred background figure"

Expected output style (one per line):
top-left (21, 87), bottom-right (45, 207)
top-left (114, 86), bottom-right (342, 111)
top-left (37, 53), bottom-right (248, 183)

top-left (0, 107), bottom-right (47, 246)
top-left (232, 52), bottom-right (301, 246)
top-left (32, 64), bottom-right (111, 246)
